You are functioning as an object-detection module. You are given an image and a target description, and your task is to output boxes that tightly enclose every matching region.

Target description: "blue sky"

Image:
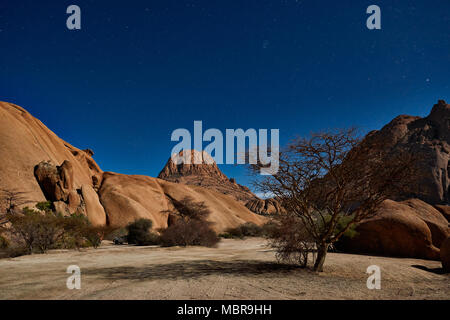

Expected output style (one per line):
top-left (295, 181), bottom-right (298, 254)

top-left (0, 0), bottom-right (449, 189)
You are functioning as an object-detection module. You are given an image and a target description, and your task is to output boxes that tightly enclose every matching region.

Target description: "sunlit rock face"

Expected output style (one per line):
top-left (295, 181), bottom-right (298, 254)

top-left (0, 102), bottom-right (266, 230)
top-left (158, 149), bottom-right (258, 203)
top-left (360, 100), bottom-right (450, 205)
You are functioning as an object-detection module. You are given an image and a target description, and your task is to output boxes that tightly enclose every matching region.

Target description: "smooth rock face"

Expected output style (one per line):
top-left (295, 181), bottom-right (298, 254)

top-left (98, 173), bottom-right (172, 229)
top-left (401, 199), bottom-right (449, 248)
top-left (361, 100), bottom-right (450, 204)
top-left (0, 101), bottom-right (267, 231)
top-left (440, 237), bottom-right (450, 272)
top-left (434, 205), bottom-right (450, 222)
top-left (158, 150), bottom-right (258, 202)
top-left (341, 199), bottom-right (449, 260)
top-left (99, 172), bottom-right (267, 232)
top-left (0, 102), bottom-right (102, 204)
top-left (81, 184), bottom-right (107, 227)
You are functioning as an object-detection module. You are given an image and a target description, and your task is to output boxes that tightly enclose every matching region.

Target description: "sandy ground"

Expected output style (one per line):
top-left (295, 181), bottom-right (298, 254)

top-left (0, 238), bottom-right (448, 300)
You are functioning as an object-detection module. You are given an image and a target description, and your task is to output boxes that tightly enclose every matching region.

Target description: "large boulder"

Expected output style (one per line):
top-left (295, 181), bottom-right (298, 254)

top-left (441, 237), bottom-right (450, 272)
top-left (359, 100), bottom-right (450, 204)
top-left (98, 173), bottom-right (171, 229)
top-left (340, 199), bottom-right (449, 260)
top-left (0, 102), bottom-right (270, 230)
top-left (99, 172), bottom-right (266, 232)
top-left (34, 160), bottom-right (74, 202)
top-left (0, 102), bottom-right (102, 204)
top-left (435, 205), bottom-right (450, 222)
top-left (401, 199), bottom-right (449, 248)
top-left (81, 184), bottom-right (107, 226)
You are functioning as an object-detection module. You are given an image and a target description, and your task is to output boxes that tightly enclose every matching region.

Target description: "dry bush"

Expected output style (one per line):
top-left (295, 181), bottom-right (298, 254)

top-left (221, 221), bottom-right (280, 239)
top-left (126, 219), bottom-right (160, 246)
top-left (269, 215), bottom-right (316, 268)
top-left (160, 197), bottom-right (220, 247)
top-left (3, 244), bottom-right (29, 258)
top-left (221, 222), bottom-right (263, 239)
top-left (57, 213), bottom-right (101, 249)
top-left (7, 207), bottom-right (65, 254)
top-left (4, 203), bottom-right (103, 254)
top-left (160, 219), bottom-right (219, 247)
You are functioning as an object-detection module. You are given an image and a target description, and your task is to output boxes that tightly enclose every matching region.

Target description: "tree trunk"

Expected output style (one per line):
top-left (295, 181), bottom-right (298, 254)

top-left (313, 243), bottom-right (329, 272)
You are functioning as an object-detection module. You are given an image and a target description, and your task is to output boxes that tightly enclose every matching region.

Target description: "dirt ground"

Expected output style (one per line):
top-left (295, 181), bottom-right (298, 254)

top-left (0, 238), bottom-right (448, 300)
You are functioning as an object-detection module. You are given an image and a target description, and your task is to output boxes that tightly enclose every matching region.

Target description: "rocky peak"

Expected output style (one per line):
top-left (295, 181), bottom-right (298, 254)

top-left (158, 150), bottom-right (229, 182)
top-left (158, 150), bottom-right (258, 202)
top-left (425, 100), bottom-right (450, 141)
top-left (361, 100), bottom-right (450, 204)
top-left (429, 100), bottom-right (449, 119)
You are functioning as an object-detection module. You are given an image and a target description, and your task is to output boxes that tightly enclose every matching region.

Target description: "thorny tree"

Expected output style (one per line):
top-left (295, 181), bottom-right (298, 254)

top-left (250, 128), bottom-right (418, 272)
top-left (164, 196), bottom-right (211, 222)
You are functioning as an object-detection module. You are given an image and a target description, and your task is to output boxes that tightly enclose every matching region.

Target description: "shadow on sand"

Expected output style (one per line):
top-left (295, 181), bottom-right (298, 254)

top-left (84, 260), bottom-right (305, 281)
top-left (411, 264), bottom-right (447, 275)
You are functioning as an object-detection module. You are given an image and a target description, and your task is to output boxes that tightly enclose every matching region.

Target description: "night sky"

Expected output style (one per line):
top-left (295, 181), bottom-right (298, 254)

top-left (0, 1), bottom-right (449, 189)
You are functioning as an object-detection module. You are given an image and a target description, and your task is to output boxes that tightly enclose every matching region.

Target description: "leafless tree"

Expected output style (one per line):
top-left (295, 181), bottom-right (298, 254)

top-left (0, 189), bottom-right (30, 226)
top-left (164, 196), bottom-right (211, 222)
top-left (249, 128), bottom-right (417, 272)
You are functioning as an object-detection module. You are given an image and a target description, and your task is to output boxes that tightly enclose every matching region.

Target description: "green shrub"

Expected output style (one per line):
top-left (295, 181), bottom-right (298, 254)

top-left (7, 207), bottom-right (65, 253)
top-left (335, 216), bottom-right (359, 239)
top-left (220, 221), bottom-right (280, 239)
top-left (126, 219), bottom-right (160, 246)
top-left (319, 214), bottom-right (358, 240)
top-left (58, 213), bottom-right (100, 249)
top-left (83, 227), bottom-right (103, 248)
top-left (333, 215), bottom-right (359, 252)
top-left (35, 201), bottom-right (54, 212)
top-left (160, 220), bottom-right (219, 247)
top-left (222, 222), bottom-right (266, 239)
top-left (219, 232), bottom-right (235, 239)
top-left (221, 228), bottom-right (243, 239)
top-left (6, 206), bottom-right (103, 254)
top-left (240, 222), bottom-right (264, 236)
